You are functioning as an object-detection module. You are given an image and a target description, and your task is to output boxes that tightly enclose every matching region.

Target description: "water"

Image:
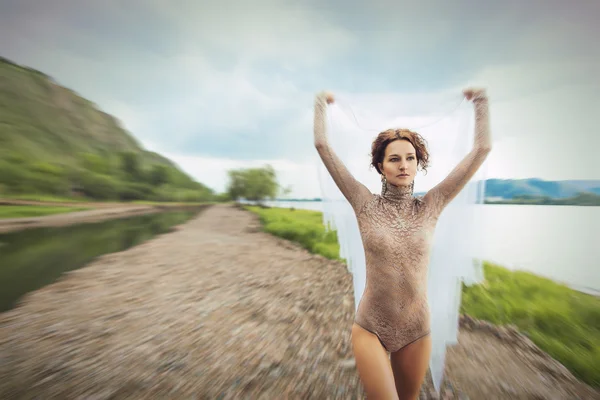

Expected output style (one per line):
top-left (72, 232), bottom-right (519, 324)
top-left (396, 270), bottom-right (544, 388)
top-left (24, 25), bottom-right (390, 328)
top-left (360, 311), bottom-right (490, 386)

top-left (0, 208), bottom-right (206, 312)
top-left (263, 201), bottom-right (599, 295)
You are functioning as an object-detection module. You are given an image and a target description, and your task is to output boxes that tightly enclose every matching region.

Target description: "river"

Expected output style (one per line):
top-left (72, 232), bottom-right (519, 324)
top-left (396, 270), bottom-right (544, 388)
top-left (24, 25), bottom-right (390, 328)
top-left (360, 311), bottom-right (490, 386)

top-left (261, 201), bottom-right (599, 295)
top-left (0, 208), bottom-right (204, 312)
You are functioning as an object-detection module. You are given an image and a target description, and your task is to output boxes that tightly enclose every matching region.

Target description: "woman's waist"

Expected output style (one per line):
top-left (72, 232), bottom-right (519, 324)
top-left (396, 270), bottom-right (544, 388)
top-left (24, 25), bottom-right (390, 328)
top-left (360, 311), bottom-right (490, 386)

top-left (365, 267), bottom-right (427, 293)
top-left (357, 289), bottom-right (429, 322)
top-left (362, 281), bottom-right (428, 308)
top-left (364, 254), bottom-right (430, 275)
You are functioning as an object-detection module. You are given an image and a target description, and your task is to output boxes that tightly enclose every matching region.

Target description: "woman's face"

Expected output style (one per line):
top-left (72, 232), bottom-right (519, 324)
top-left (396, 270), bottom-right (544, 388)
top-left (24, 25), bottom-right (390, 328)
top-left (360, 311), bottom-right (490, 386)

top-left (378, 139), bottom-right (418, 187)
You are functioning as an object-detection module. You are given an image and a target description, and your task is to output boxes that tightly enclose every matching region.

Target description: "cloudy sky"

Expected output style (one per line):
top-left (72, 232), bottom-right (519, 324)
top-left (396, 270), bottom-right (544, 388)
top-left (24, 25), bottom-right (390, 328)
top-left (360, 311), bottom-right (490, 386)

top-left (1, 0), bottom-right (598, 197)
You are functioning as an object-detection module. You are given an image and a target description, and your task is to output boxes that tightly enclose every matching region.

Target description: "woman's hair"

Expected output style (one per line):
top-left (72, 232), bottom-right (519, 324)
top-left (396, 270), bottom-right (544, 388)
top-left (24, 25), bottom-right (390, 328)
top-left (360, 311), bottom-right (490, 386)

top-left (370, 128), bottom-right (430, 175)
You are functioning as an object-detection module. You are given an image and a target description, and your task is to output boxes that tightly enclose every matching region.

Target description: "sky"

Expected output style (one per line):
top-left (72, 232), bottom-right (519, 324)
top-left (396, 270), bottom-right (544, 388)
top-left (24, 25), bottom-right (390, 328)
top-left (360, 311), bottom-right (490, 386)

top-left (1, 0), bottom-right (599, 198)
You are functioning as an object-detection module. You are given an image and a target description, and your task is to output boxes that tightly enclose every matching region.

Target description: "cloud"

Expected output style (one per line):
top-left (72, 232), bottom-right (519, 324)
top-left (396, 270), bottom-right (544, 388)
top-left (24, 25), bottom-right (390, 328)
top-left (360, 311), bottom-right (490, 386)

top-left (153, 148), bottom-right (320, 198)
top-left (1, 0), bottom-right (354, 162)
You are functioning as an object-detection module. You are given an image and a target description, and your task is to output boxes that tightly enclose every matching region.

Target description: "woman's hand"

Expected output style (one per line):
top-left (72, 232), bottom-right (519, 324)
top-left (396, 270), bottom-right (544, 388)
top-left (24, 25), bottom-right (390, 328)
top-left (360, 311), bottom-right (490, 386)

top-left (317, 91), bottom-right (335, 104)
top-left (463, 87), bottom-right (487, 102)
top-left (325, 92), bottom-right (335, 104)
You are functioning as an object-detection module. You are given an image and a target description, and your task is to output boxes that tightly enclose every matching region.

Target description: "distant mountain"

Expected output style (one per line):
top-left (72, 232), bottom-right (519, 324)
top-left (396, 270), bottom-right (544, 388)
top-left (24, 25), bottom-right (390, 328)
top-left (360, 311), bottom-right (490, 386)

top-left (484, 178), bottom-right (600, 199)
top-left (563, 180), bottom-right (600, 195)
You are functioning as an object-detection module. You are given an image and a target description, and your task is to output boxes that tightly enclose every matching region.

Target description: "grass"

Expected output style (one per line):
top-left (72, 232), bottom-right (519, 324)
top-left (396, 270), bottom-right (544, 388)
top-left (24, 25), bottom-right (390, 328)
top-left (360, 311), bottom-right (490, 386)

top-left (461, 263), bottom-right (600, 387)
top-left (245, 206), bottom-right (342, 261)
top-left (0, 194), bottom-right (223, 207)
top-left (1, 194), bottom-right (93, 203)
top-left (0, 205), bottom-right (91, 219)
top-left (244, 204), bottom-right (600, 388)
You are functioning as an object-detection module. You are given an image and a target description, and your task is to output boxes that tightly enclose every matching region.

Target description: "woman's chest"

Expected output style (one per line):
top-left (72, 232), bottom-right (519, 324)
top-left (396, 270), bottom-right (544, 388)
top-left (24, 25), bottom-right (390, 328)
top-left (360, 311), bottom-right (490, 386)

top-left (358, 202), bottom-right (435, 253)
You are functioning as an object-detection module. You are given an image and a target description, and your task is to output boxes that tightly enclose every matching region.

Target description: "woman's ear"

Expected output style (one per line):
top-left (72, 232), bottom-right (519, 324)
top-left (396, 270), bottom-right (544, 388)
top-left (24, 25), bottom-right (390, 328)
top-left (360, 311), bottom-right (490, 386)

top-left (377, 162), bottom-right (383, 172)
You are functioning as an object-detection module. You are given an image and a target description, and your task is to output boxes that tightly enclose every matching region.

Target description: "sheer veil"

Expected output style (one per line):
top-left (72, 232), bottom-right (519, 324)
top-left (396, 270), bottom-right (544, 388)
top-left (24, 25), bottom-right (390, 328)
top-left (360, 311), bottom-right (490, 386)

top-left (316, 89), bottom-right (488, 393)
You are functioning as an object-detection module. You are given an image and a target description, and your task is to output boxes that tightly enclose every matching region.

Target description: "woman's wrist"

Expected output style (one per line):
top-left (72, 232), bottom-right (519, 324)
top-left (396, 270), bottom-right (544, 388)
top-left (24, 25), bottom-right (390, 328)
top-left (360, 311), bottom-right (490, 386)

top-left (315, 93), bottom-right (328, 107)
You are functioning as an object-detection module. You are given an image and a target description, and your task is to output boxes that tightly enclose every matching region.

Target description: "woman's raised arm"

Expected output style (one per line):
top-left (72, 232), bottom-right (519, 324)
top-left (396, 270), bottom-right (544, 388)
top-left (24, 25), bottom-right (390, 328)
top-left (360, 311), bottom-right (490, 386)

top-left (314, 92), bottom-right (373, 214)
top-left (424, 88), bottom-right (492, 214)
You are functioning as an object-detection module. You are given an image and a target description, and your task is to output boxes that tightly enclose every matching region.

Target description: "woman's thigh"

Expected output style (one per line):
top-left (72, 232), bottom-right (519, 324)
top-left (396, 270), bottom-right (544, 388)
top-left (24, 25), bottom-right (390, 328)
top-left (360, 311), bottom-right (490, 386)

top-left (351, 323), bottom-right (399, 400)
top-left (390, 334), bottom-right (431, 400)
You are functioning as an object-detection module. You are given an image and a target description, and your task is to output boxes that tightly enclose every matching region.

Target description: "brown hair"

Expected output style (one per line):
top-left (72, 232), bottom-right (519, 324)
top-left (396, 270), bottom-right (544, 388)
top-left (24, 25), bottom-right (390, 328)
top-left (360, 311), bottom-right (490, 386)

top-left (370, 128), bottom-right (430, 175)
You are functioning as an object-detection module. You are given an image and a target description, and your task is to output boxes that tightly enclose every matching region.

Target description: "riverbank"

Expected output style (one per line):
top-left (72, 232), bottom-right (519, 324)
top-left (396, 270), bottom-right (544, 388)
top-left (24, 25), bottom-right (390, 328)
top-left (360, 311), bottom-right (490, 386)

top-left (0, 199), bottom-right (217, 233)
top-left (0, 205), bottom-right (92, 219)
top-left (0, 197), bottom-right (216, 208)
top-left (1, 204), bottom-right (597, 399)
top-left (245, 205), bottom-right (600, 388)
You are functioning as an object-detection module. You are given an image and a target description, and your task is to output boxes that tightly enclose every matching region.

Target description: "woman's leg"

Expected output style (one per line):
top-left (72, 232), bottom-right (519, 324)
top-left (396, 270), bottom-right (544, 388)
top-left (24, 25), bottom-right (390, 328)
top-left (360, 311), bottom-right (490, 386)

top-left (351, 323), bottom-right (399, 400)
top-left (389, 334), bottom-right (431, 400)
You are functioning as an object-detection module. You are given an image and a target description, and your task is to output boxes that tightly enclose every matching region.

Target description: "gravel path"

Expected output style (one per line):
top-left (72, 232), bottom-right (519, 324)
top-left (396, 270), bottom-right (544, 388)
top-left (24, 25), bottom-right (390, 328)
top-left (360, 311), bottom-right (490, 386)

top-left (0, 204), bottom-right (597, 399)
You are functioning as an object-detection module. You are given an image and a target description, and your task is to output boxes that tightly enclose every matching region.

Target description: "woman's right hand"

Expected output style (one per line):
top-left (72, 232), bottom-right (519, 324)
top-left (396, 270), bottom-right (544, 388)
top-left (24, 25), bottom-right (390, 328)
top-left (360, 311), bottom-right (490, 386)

top-left (325, 92), bottom-right (335, 104)
top-left (317, 91), bottom-right (335, 105)
top-left (463, 87), bottom-right (487, 102)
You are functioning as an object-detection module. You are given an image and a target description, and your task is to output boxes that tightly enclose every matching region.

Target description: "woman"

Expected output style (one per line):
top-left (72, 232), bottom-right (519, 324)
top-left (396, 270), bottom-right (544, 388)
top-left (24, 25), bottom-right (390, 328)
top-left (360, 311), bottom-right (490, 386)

top-left (313, 88), bottom-right (491, 399)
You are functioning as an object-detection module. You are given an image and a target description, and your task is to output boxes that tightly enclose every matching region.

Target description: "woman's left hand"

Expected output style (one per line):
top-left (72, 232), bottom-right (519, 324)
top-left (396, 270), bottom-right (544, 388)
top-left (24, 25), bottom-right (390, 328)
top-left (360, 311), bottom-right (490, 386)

top-left (463, 87), bottom-right (487, 102)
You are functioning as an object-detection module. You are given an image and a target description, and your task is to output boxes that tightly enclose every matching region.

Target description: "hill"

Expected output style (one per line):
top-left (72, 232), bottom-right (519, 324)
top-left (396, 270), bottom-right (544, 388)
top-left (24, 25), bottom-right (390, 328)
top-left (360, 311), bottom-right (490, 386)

top-left (0, 56), bottom-right (216, 202)
top-left (484, 178), bottom-right (600, 199)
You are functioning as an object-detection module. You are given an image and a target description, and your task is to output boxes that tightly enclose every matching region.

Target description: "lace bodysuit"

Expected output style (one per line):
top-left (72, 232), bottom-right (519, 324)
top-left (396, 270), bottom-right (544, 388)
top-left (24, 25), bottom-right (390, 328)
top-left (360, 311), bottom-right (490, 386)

top-left (314, 93), bottom-right (491, 353)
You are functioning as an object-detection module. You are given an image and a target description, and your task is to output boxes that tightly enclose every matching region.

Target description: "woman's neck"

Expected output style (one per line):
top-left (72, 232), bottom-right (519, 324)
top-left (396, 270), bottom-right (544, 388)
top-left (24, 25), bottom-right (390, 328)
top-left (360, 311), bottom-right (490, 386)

top-left (381, 180), bottom-right (413, 202)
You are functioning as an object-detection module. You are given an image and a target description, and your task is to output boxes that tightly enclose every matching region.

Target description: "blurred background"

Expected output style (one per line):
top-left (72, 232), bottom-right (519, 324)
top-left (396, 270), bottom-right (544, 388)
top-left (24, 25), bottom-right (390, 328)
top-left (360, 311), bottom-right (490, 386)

top-left (0, 1), bottom-right (598, 399)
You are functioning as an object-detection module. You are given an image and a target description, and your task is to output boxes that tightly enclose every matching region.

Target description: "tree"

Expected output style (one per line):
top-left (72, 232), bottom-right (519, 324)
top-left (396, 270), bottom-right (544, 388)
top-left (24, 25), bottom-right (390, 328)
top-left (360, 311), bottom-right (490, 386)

top-left (149, 164), bottom-right (170, 186)
top-left (226, 165), bottom-right (279, 203)
top-left (81, 153), bottom-right (111, 175)
top-left (119, 151), bottom-right (141, 181)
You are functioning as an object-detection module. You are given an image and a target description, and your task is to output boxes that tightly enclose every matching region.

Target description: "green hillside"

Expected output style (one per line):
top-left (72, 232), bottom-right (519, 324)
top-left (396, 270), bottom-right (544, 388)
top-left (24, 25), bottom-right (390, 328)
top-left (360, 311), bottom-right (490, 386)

top-left (0, 56), bottom-right (216, 202)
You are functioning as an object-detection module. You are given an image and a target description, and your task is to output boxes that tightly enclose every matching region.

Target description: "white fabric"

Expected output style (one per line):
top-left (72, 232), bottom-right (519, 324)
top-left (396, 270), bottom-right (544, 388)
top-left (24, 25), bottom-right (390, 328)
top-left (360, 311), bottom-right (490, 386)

top-left (316, 90), bottom-right (487, 393)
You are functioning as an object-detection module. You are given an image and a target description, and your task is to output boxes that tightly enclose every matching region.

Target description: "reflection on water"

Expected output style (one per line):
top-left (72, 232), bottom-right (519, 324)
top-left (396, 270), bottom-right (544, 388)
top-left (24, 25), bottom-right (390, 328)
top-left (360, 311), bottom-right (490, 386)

top-left (0, 207), bottom-right (206, 312)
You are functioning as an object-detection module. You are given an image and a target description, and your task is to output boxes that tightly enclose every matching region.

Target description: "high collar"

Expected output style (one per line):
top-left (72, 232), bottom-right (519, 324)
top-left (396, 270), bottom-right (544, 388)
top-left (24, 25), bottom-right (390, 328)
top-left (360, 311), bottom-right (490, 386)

top-left (381, 180), bottom-right (413, 203)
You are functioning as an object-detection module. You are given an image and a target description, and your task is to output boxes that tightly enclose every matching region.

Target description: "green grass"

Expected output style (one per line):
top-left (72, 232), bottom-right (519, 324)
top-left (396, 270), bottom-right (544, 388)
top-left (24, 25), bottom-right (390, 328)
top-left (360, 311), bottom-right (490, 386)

top-left (1, 194), bottom-right (92, 203)
top-left (0, 194), bottom-right (226, 209)
top-left (245, 205), bottom-right (343, 261)
top-left (0, 205), bottom-right (91, 218)
top-left (245, 205), bottom-right (600, 388)
top-left (1, 195), bottom-right (225, 207)
top-left (461, 263), bottom-right (600, 387)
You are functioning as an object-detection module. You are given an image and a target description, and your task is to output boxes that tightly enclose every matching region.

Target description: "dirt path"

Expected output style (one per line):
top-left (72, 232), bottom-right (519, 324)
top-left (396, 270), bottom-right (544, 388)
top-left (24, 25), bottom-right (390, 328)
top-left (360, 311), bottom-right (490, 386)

top-left (0, 204), bottom-right (597, 399)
